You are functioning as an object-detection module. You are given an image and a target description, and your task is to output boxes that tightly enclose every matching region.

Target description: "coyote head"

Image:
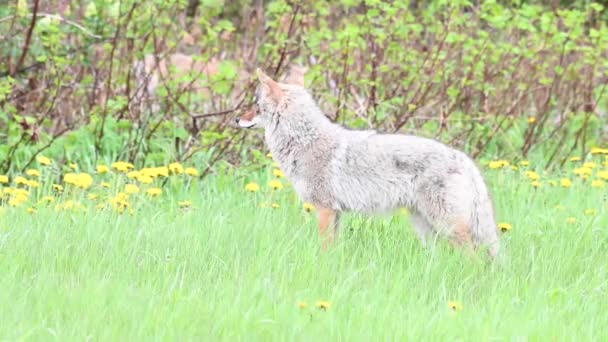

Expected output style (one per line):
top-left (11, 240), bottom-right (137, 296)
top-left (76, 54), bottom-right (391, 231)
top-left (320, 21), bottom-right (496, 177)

top-left (236, 66), bottom-right (308, 129)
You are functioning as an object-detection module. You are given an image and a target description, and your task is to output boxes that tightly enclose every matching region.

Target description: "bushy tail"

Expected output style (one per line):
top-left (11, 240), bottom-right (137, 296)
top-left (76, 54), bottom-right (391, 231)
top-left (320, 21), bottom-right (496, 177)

top-left (469, 165), bottom-right (500, 259)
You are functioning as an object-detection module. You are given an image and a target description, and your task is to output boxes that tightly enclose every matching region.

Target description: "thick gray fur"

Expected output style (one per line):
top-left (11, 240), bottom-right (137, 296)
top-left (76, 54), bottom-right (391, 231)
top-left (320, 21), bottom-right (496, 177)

top-left (245, 76), bottom-right (500, 257)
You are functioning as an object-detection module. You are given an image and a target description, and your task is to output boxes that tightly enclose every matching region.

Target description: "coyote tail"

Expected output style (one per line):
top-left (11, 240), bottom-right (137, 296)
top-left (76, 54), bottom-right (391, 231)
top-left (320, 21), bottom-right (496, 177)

top-left (469, 164), bottom-right (500, 258)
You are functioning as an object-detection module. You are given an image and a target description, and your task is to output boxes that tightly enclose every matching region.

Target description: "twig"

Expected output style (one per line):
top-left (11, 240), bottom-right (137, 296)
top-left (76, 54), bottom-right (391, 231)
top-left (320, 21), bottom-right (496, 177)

top-left (273, 3), bottom-right (301, 76)
top-left (19, 126), bottom-right (72, 173)
top-left (0, 12), bottom-right (102, 38)
top-left (12, 0), bottom-right (40, 77)
top-left (189, 104), bottom-right (244, 119)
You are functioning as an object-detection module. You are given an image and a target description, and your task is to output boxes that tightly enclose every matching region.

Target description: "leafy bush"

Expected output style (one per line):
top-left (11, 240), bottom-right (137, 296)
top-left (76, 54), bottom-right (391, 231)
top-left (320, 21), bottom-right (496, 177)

top-left (0, 0), bottom-right (607, 175)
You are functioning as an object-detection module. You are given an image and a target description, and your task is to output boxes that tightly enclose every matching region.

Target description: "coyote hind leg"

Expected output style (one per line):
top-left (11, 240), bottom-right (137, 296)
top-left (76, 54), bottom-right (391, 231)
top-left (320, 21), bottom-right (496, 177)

top-left (317, 207), bottom-right (340, 251)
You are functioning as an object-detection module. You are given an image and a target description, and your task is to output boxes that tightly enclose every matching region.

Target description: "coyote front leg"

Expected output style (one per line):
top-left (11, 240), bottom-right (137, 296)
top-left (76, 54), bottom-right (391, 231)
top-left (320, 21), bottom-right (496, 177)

top-left (317, 208), bottom-right (340, 250)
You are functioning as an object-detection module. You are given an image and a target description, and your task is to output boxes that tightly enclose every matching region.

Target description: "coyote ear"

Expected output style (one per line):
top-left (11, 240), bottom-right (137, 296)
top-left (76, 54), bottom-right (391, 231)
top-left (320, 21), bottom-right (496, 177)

top-left (256, 68), bottom-right (283, 103)
top-left (285, 65), bottom-right (308, 86)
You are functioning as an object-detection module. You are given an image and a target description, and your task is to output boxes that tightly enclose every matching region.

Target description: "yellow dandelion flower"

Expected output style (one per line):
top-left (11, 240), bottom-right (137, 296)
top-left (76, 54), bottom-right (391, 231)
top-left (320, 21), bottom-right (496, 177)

top-left (584, 208), bottom-right (597, 216)
top-left (26, 169), bottom-right (40, 177)
top-left (0, 175), bottom-right (8, 184)
top-left (245, 182), bottom-right (260, 192)
top-left (591, 179), bottom-right (605, 188)
top-left (168, 162), bottom-right (184, 174)
top-left (488, 160), bottom-right (509, 169)
top-left (15, 189), bottom-right (28, 197)
top-left (498, 222), bottom-right (512, 232)
top-left (569, 156), bottom-right (581, 162)
top-left (36, 155), bottom-right (52, 166)
top-left (109, 192), bottom-right (128, 204)
top-left (127, 170), bottom-right (140, 179)
top-left (531, 180), bottom-right (542, 188)
top-left (560, 178), bottom-right (572, 188)
top-left (68, 163), bottom-right (78, 171)
top-left (527, 116), bottom-right (537, 123)
top-left (155, 167), bottom-right (169, 177)
top-left (27, 207), bottom-right (37, 214)
top-left (25, 180), bottom-right (39, 188)
top-left (14, 176), bottom-right (28, 185)
top-left (77, 173), bottom-right (93, 189)
top-left (583, 162), bottom-right (597, 169)
top-left (111, 161), bottom-right (135, 172)
top-left (525, 171), bottom-right (540, 180)
top-left (97, 165), bottom-right (109, 174)
top-left (590, 147), bottom-right (608, 154)
top-left (146, 188), bottom-right (162, 197)
top-left (573, 167), bottom-right (592, 177)
top-left (298, 301), bottom-right (308, 309)
top-left (178, 200), bottom-right (192, 207)
top-left (100, 182), bottom-right (111, 188)
top-left (303, 203), bottom-right (315, 212)
top-left (125, 184), bottom-right (140, 194)
top-left (136, 174), bottom-right (154, 184)
top-left (315, 301), bottom-right (331, 310)
top-left (63, 173), bottom-right (93, 189)
top-left (566, 217), bottom-right (577, 224)
top-left (597, 171), bottom-right (608, 180)
top-left (268, 180), bottom-right (284, 190)
top-left (8, 193), bottom-right (28, 207)
top-left (185, 167), bottom-right (199, 176)
top-left (139, 168), bottom-right (155, 178)
top-left (52, 184), bottom-right (63, 192)
top-left (271, 203), bottom-right (280, 209)
top-left (448, 301), bottom-right (464, 311)
top-left (266, 153), bottom-right (273, 158)
top-left (148, 167), bottom-right (162, 177)
top-left (110, 193), bottom-right (130, 212)
top-left (63, 173), bottom-right (77, 185)
top-left (273, 169), bottom-right (285, 178)
top-left (519, 160), bottom-right (530, 166)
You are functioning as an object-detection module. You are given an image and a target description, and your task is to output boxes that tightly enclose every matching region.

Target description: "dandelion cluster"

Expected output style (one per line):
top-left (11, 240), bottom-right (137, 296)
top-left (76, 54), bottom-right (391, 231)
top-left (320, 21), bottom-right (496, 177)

top-left (0, 157), bottom-right (199, 215)
top-left (487, 150), bottom-right (607, 228)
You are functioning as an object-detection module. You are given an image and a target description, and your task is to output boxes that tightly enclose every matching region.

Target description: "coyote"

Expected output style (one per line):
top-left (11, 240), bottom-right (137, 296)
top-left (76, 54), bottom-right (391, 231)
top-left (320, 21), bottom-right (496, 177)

top-left (237, 69), bottom-right (500, 258)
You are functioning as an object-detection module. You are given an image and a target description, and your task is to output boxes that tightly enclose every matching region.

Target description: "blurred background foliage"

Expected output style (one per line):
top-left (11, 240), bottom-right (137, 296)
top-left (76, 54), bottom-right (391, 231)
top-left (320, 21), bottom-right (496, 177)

top-left (0, 0), bottom-right (607, 175)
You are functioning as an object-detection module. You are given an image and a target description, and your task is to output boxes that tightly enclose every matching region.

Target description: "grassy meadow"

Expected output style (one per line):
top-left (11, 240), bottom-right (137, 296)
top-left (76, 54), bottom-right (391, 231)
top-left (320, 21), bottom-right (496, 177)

top-left (2, 0), bottom-right (608, 340)
top-left (1, 152), bottom-right (607, 340)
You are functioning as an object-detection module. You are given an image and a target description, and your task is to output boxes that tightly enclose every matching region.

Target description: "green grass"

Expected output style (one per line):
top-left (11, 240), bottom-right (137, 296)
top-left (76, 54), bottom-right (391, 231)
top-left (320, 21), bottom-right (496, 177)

top-left (0, 160), bottom-right (607, 341)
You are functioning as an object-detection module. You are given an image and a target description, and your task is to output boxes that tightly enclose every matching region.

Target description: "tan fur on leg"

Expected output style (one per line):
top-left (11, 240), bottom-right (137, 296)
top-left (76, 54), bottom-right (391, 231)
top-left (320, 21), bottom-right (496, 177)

top-left (317, 208), bottom-right (338, 251)
top-left (449, 219), bottom-right (475, 255)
